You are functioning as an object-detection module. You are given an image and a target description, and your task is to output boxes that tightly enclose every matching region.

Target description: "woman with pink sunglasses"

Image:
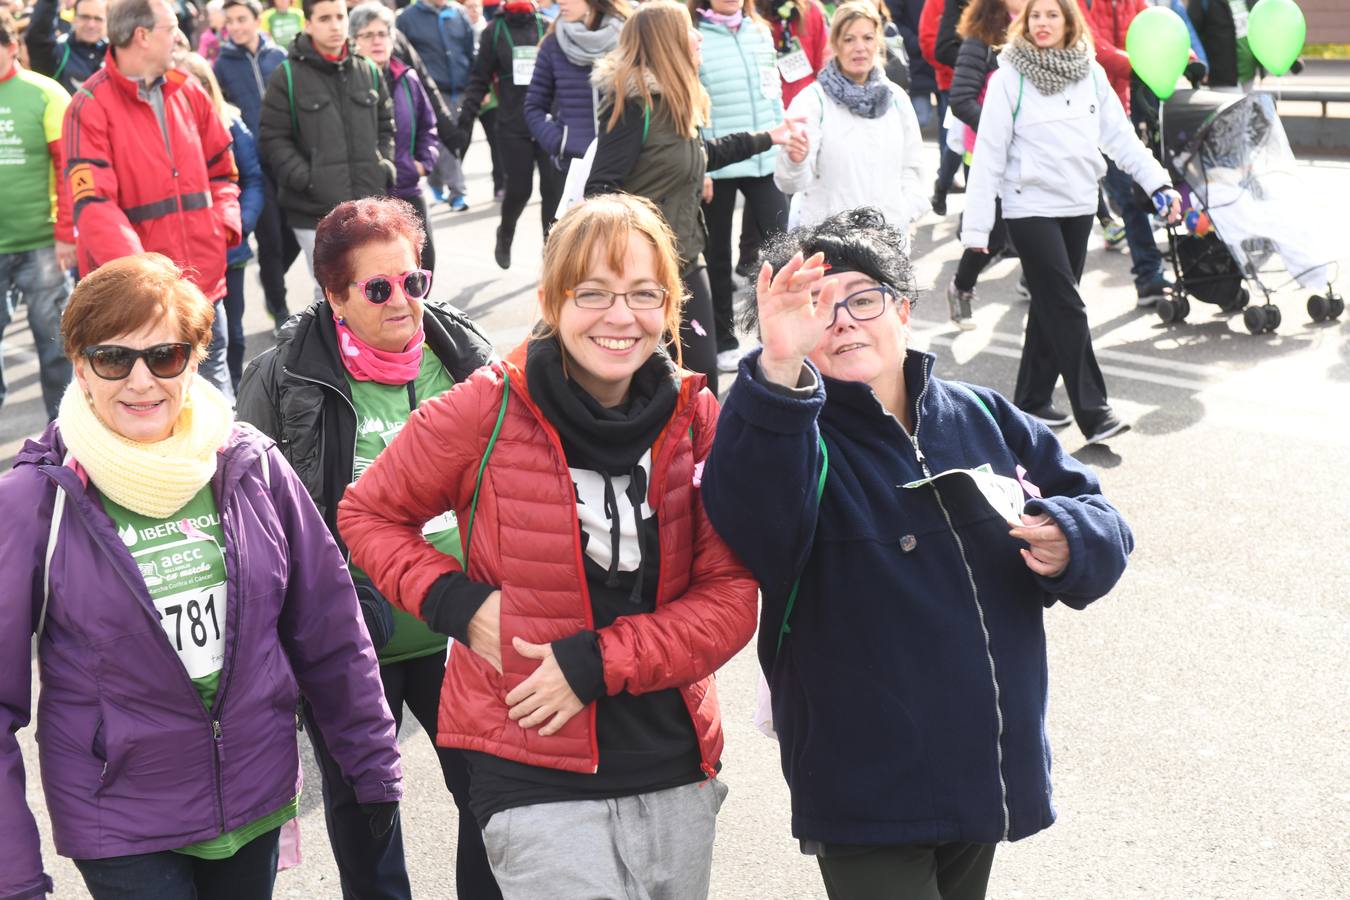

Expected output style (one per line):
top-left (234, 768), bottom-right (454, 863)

top-left (236, 196), bottom-right (503, 899)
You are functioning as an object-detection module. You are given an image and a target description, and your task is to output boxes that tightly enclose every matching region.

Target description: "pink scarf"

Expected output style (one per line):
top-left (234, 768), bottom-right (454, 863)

top-left (335, 316), bottom-right (426, 384)
top-left (698, 8), bottom-right (743, 30)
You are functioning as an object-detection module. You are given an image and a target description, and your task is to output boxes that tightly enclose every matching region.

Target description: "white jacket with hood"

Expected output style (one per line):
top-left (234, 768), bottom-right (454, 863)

top-left (775, 76), bottom-right (928, 232)
top-left (961, 55), bottom-right (1170, 248)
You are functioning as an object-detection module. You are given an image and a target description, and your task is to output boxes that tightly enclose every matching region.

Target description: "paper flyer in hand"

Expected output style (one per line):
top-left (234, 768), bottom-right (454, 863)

top-left (901, 464), bottom-right (1026, 526)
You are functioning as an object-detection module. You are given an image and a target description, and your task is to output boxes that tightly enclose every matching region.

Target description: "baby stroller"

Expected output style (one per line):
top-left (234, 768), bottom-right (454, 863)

top-left (1151, 89), bottom-right (1342, 334)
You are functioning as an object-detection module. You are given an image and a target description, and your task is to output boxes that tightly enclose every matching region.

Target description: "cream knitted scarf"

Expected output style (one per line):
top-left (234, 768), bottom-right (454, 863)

top-left (1002, 37), bottom-right (1092, 96)
top-left (58, 375), bottom-right (234, 518)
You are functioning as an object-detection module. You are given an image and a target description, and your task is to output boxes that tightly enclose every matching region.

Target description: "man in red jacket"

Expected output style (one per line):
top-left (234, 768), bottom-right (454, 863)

top-left (63, 0), bottom-right (241, 397)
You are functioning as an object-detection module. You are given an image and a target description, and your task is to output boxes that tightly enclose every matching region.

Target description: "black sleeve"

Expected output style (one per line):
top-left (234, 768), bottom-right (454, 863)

top-left (24, 0), bottom-right (61, 76)
top-left (585, 99), bottom-right (646, 196)
top-left (949, 38), bottom-right (989, 131)
top-left (935, 0), bottom-right (965, 69)
top-left (704, 131), bottom-right (774, 173)
top-left (457, 25), bottom-right (499, 128)
top-left (235, 347), bottom-right (284, 441)
top-left (551, 630), bottom-right (605, 704)
top-left (420, 572), bottom-right (498, 641)
top-left (395, 32), bottom-right (457, 140)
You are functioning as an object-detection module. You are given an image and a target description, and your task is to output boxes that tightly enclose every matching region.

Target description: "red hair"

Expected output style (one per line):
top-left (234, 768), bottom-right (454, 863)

top-left (312, 197), bottom-right (427, 300)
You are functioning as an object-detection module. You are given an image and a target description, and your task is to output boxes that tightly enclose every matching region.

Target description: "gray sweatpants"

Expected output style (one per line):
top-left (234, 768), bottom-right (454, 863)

top-left (292, 227), bottom-right (325, 305)
top-left (481, 778), bottom-right (729, 900)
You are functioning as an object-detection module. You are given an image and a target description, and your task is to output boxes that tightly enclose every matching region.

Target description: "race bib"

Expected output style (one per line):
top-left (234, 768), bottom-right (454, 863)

top-left (901, 463), bottom-right (1026, 527)
top-left (129, 531), bottom-right (227, 680)
top-left (512, 46), bottom-right (538, 86)
top-left (776, 47), bottom-right (812, 84)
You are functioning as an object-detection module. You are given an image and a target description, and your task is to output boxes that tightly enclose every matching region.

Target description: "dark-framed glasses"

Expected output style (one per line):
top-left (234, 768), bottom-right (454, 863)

top-left (350, 269), bottom-right (433, 304)
top-left (567, 286), bottom-right (669, 310)
top-left (825, 284), bottom-right (903, 327)
top-left (83, 342), bottom-right (193, 380)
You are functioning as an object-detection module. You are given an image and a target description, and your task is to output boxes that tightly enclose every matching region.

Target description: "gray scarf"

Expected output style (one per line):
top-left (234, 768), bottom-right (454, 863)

top-left (815, 59), bottom-right (892, 119)
top-left (1001, 37), bottom-right (1092, 96)
top-left (555, 15), bottom-right (623, 67)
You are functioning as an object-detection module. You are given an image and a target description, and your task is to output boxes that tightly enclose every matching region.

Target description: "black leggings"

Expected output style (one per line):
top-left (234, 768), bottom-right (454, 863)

top-left (702, 175), bottom-right (788, 351)
top-left (497, 129), bottom-right (564, 246)
top-left (680, 262), bottom-right (719, 397)
top-left (954, 199), bottom-right (1007, 292)
top-left (1005, 215), bottom-right (1111, 434)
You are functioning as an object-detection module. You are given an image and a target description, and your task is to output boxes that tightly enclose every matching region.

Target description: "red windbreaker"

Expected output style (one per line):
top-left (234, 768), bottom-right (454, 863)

top-left (338, 349), bottom-right (759, 775)
top-left (919, 0), bottom-right (954, 92)
top-left (63, 51), bottom-right (240, 299)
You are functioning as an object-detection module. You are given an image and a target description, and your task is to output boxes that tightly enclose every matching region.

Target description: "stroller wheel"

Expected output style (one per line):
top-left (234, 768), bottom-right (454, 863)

top-left (1157, 296), bottom-right (1179, 324)
top-left (1243, 306), bottom-right (1267, 335)
top-left (1265, 305), bottom-right (1282, 333)
top-left (1308, 295), bottom-right (1329, 323)
top-left (1222, 287), bottom-right (1251, 313)
top-left (1330, 295), bottom-right (1345, 319)
top-left (1176, 295), bottom-right (1191, 321)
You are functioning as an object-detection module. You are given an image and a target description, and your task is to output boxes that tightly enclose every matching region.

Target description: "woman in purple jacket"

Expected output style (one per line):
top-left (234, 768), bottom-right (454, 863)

top-left (523, 0), bottom-right (629, 209)
top-left (352, 2), bottom-right (442, 272)
top-left (0, 254), bottom-right (402, 900)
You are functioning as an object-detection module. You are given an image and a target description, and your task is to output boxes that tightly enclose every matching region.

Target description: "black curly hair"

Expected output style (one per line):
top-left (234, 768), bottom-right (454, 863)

top-left (740, 207), bottom-right (918, 334)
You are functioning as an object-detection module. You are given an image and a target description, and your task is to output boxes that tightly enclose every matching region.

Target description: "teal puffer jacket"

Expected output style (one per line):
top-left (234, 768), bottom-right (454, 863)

top-left (697, 21), bottom-right (783, 180)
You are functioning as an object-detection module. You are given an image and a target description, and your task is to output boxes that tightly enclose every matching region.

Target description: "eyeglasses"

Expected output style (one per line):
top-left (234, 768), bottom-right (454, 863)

top-left (83, 342), bottom-right (193, 380)
top-left (823, 284), bottom-right (902, 327)
top-left (355, 29), bottom-right (390, 41)
top-left (350, 269), bottom-right (433, 304)
top-left (567, 286), bottom-right (669, 310)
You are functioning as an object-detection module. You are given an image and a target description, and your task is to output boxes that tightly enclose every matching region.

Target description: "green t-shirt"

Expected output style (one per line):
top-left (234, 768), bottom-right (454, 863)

top-left (262, 8), bottom-right (305, 49)
top-left (0, 67), bottom-right (70, 253)
top-left (101, 486), bottom-right (299, 859)
top-left (1227, 0), bottom-right (1257, 83)
top-left (347, 349), bottom-right (461, 664)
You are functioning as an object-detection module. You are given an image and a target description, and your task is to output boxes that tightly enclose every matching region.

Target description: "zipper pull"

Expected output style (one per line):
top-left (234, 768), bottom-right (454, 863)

top-left (212, 720), bottom-right (222, 742)
top-left (912, 438), bottom-right (933, 479)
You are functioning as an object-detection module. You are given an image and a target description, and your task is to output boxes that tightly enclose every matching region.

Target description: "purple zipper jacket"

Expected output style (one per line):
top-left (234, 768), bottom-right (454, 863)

top-left (387, 57), bottom-right (439, 201)
top-left (0, 423), bottom-right (401, 899)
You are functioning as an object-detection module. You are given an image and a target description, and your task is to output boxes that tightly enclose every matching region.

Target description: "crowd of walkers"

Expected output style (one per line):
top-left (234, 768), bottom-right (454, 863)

top-left (6, 0), bottom-right (1283, 895)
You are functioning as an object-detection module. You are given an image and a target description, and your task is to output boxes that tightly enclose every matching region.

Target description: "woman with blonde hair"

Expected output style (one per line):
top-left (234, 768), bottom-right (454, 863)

top-left (586, 0), bottom-right (804, 393)
top-left (961, 0), bottom-right (1180, 442)
top-left (180, 52), bottom-right (264, 393)
top-left (338, 192), bottom-right (758, 899)
top-left (774, 2), bottom-right (927, 237)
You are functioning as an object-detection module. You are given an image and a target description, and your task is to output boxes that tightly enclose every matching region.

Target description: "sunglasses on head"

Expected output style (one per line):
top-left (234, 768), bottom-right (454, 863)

top-left (83, 342), bottom-right (193, 380)
top-left (350, 269), bottom-right (433, 304)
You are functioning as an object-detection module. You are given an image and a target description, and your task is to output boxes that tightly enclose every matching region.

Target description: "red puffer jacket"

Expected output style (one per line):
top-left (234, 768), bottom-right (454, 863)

top-left (1078, 0), bottom-right (1144, 114)
top-left (338, 348), bottom-right (759, 775)
top-left (63, 50), bottom-right (240, 300)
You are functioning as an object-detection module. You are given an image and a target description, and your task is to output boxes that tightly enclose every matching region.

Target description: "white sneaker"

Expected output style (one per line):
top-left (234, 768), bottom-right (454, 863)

top-left (716, 348), bottom-right (742, 373)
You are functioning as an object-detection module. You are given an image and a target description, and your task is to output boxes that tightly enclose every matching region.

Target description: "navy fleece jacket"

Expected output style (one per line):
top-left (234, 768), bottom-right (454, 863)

top-left (702, 349), bottom-right (1133, 846)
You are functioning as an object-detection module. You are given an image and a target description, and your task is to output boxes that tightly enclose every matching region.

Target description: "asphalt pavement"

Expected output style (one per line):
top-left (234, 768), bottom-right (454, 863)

top-left (6, 136), bottom-right (1350, 899)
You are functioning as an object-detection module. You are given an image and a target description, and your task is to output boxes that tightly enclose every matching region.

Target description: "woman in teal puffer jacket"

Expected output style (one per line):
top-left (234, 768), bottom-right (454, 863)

top-left (691, 0), bottom-right (787, 372)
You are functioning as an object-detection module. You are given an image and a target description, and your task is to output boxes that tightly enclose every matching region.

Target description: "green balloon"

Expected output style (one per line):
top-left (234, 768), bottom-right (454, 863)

top-left (1248, 0), bottom-right (1306, 76)
top-left (1126, 7), bottom-right (1191, 101)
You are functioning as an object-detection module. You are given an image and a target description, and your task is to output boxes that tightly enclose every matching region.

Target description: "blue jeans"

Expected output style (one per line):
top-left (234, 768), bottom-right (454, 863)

top-left (0, 245), bottom-right (73, 421)
top-left (198, 298), bottom-right (235, 404)
top-left (910, 91), bottom-right (934, 129)
top-left (224, 265), bottom-right (247, 391)
top-left (72, 827), bottom-right (280, 900)
top-left (1102, 156), bottom-right (1165, 292)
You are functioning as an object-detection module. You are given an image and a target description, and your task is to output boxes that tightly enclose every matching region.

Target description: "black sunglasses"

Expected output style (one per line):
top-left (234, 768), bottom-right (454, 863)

top-left (82, 342), bottom-right (193, 380)
top-left (350, 269), bottom-right (433, 304)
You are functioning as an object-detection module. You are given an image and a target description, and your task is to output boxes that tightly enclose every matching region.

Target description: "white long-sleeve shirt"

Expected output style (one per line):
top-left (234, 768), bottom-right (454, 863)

top-left (775, 78), bottom-right (928, 232)
top-left (961, 57), bottom-right (1170, 248)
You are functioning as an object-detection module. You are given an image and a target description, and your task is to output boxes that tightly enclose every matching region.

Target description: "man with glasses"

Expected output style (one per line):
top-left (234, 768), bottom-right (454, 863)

top-left (25, 0), bottom-right (108, 93)
top-left (62, 0), bottom-right (241, 399)
top-left (0, 10), bottom-right (74, 421)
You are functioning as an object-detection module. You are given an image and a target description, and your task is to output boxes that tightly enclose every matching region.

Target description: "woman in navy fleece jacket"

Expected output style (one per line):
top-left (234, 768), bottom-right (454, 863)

top-left (701, 206), bottom-right (1133, 899)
